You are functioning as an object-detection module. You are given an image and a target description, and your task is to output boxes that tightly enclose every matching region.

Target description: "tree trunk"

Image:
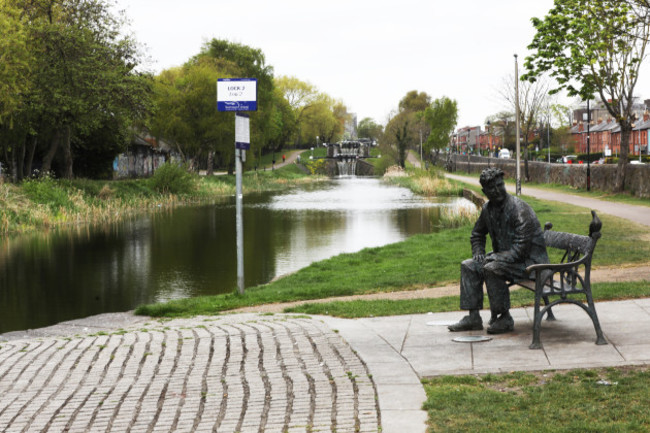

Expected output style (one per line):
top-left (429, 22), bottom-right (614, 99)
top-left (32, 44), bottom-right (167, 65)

top-left (9, 144), bottom-right (17, 183)
top-left (41, 131), bottom-right (61, 176)
top-left (17, 135), bottom-right (26, 181)
top-left (206, 150), bottom-right (214, 176)
top-left (613, 125), bottom-right (631, 192)
top-left (25, 135), bottom-right (37, 178)
top-left (60, 125), bottom-right (73, 179)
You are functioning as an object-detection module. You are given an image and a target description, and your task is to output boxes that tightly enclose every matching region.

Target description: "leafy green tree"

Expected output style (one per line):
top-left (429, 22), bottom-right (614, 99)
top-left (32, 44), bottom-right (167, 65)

top-left (262, 87), bottom-right (297, 167)
top-left (198, 39), bottom-right (277, 171)
top-left (9, 0), bottom-right (151, 180)
top-left (150, 58), bottom-right (235, 173)
top-left (300, 95), bottom-right (348, 145)
top-left (150, 40), bottom-right (294, 174)
top-left (423, 97), bottom-right (458, 164)
top-left (0, 0), bottom-right (31, 127)
top-left (275, 76), bottom-right (319, 147)
top-left (523, 0), bottom-right (650, 191)
top-left (383, 111), bottom-right (411, 168)
top-left (383, 90), bottom-right (432, 167)
top-left (399, 90), bottom-right (431, 112)
top-left (275, 76), bottom-right (349, 147)
top-left (357, 117), bottom-right (383, 142)
top-left (0, 0), bottom-right (35, 181)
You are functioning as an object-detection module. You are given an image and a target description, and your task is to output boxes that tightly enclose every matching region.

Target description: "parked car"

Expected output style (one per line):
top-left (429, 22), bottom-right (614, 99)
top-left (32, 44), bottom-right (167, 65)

top-left (630, 160), bottom-right (646, 165)
top-left (561, 155), bottom-right (579, 164)
top-left (498, 149), bottom-right (511, 159)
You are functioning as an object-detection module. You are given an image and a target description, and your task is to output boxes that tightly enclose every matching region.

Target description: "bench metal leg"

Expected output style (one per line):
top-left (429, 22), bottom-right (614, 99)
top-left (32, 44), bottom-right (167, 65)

top-left (585, 289), bottom-right (607, 345)
top-left (530, 292), bottom-right (543, 350)
top-left (543, 296), bottom-right (556, 321)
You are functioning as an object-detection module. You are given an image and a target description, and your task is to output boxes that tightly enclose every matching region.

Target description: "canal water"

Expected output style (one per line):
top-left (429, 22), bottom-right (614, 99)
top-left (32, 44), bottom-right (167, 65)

top-left (0, 177), bottom-right (470, 333)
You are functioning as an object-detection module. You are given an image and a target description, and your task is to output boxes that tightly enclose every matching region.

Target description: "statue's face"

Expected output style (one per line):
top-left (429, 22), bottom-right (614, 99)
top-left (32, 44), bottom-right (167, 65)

top-left (482, 177), bottom-right (507, 204)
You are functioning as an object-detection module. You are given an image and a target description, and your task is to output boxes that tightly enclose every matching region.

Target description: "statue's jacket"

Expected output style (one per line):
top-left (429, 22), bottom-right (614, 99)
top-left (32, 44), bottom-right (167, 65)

top-left (471, 194), bottom-right (549, 270)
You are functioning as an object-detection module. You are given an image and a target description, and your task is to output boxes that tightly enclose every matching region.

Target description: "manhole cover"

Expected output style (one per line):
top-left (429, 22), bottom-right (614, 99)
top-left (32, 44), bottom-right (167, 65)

top-left (452, 335), bottom-right (492, 343)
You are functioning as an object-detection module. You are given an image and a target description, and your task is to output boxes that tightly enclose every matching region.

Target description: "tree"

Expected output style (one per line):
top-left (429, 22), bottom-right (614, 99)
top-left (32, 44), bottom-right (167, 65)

top-left (499, 74), bottom-right (552, 180)
top-left (399, 90), bottom-right (431, 112)
top-left (150, 40), bottom-right (294, 173)
top-left (485, 111), bottom-right (516, 150)
top-left (382, 90), bottom-right (432, 168)
top-left (275, 76), bottom-right (347, 147)
top-left (357, 117), bottom-right (383, 142)
top-left (10, 0), bottom-right (152, 180)
top-left (385, 112), bottom-right (411, 168)
top-left (423, 97), bottom-right (458, 164)
top-left (150, 59), bottom-right (235, 172)
top-left (0, 0), bottom-right (31, 126)
top-left (523, 0), bottom-right (650, 192)
top-left (299, 95), bottom-right (348, 145)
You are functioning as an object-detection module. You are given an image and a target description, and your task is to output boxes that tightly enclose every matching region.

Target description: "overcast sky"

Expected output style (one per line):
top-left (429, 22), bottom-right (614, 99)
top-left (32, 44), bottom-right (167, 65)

top-left (113, 0), bottom-right (650, 129)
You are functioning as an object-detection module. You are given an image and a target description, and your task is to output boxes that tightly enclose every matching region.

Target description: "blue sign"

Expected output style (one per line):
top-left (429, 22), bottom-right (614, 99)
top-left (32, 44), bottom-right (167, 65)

top-left (217, 78), bottom-right (257, 112)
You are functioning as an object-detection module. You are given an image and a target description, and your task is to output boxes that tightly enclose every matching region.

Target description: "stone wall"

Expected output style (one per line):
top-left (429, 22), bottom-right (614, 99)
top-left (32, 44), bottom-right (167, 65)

top-left (463, 188), bottom-right (485, 208)
top-left (322, 159), bottom-right (375, 176)
top-left (447, 154), bottom-right (650, 198)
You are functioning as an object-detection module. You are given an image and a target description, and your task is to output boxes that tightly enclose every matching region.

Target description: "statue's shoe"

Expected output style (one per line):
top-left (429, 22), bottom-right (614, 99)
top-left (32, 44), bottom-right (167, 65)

top-left (448, 315), bottom-right (483, 332)
top-left (487, 315), bottom-right (514, 334)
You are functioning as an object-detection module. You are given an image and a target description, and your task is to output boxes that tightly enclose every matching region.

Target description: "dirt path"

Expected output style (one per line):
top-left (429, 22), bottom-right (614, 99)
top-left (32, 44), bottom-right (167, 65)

top-left (231, 262), bottom-right (650, 314)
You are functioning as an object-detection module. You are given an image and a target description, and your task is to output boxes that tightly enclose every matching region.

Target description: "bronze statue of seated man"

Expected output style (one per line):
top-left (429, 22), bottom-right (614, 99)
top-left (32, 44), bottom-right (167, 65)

top-left (448, 167), bottom-right (549, 334)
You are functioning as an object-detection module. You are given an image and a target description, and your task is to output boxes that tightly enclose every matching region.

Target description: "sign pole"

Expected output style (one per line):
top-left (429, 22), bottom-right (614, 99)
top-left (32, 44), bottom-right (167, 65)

top-left (217, 78), bottom-right (257, 295)
top-left (235, 146), bottom-right (244, 294)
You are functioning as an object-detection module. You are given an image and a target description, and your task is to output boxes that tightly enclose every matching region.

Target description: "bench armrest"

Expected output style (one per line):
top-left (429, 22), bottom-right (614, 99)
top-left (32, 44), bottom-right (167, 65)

top-left (525, 255), bottom-right (588, 277)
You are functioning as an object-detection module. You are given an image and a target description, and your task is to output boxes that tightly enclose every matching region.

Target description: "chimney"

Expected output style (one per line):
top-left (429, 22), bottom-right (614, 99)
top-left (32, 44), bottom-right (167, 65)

top-left (644, 110), bottom-right (649, 122)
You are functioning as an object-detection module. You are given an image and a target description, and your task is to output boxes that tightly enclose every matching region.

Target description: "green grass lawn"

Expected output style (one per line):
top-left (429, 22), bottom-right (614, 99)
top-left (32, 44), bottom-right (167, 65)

top-left (135, 191), bottom-right (650, 318)
top-left (422, 367), bottom-right (650, 432)
top-left (284, 281), bottom-right (650, 317)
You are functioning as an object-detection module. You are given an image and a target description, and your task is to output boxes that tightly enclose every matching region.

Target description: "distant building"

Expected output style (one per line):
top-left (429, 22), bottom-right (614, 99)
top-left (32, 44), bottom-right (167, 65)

top-left (113, 131), bottom-right (180, 179)
top-left (570, 99), bottom-right (650, 156)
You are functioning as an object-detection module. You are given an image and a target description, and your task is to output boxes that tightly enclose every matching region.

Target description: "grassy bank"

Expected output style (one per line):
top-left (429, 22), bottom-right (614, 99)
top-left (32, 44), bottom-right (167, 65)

top-left (383, 167), bottom-right (464, 197)
top-left (285, 281), bottom-right (650, 317)
top-left (135, 178), bottom-right (650, 318)
top-left (423, 367), bottom-right (650, 432)
top-left (0, 163), bottom-right (322, 235)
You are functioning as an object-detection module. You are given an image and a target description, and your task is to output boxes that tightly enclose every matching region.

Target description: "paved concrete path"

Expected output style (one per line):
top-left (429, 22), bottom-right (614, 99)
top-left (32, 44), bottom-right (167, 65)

top-left (3, 298), bottom-right (650, 433)
top-left (0, 314), bottom-right (380, 433)
top-left (445, 173), bottom-right (650, 227)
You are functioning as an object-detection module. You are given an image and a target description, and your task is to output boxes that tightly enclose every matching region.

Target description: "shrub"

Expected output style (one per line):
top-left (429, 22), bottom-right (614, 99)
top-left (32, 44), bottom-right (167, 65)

top-left (149, 163), bottom-right (196, 195)
top-left (22, 175), bottom-right (72, 211)
top-left (98, 184), bottom-right (114, 200)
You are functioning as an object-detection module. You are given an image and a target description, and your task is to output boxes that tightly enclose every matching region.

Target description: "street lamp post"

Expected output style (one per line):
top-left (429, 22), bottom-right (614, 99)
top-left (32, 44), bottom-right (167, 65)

top-left (487, 121), bottom-right (491, 166)
top-left (547, 114), bottom-right (551, 164)
top-left (514, 54), bottom-right (521, 196)
top-left (586, 99), bottom-right (591, 191)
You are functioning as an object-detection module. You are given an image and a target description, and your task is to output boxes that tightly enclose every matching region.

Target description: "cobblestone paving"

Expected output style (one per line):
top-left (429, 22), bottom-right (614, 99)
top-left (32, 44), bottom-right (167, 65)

top-left (0, 314), bottom-right (381, 432)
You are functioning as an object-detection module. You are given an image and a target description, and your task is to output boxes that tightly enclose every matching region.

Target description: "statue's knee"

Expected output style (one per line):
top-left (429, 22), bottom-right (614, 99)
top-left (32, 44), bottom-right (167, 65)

top-left (461, 258), bottom-right (478, 272)
top-left (482, 261), bottom-right (502, 277)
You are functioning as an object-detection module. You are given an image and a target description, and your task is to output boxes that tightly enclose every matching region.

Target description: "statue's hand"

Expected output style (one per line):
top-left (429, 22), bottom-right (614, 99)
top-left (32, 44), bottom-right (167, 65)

top-left (486, 252), bottom-right (514, 263)
top-left (473, 254), bottom-right (486, 263)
